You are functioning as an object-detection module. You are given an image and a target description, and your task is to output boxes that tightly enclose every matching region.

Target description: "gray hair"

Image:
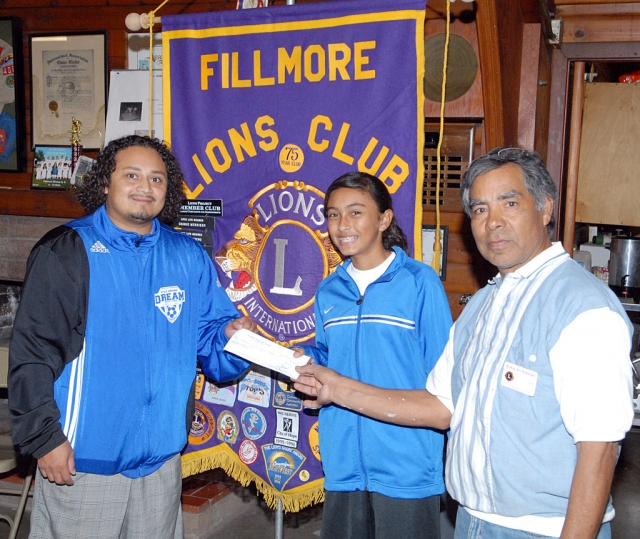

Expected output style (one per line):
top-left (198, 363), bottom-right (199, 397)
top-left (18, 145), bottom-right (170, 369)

top-left (459, 147), bottom-right (557, 231)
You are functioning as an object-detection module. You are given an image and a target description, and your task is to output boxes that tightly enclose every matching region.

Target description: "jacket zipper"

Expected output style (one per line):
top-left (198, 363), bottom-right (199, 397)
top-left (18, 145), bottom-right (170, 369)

top-left (354, 289), bottom-right (367, 488)
top-left (344, 260), bottom-right (398, 491)
top-left (135, 236), bottom-right (152, 464)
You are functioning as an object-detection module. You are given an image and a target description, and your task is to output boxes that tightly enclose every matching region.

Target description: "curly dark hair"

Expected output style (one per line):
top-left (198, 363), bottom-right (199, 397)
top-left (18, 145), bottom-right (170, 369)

top-left (324, 171), bottom-right (409, 255)
top-left (75, 135), bottom-right (185, 223)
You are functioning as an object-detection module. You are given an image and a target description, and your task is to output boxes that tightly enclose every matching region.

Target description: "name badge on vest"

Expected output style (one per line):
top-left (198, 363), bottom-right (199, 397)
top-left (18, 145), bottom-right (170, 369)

top-left (501, 361), bottom-right (538, 397)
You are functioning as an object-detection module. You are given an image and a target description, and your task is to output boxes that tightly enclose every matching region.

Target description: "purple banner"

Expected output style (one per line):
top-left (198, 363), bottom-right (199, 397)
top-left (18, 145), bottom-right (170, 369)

top-left (164, 0), bottom-right (426, 511)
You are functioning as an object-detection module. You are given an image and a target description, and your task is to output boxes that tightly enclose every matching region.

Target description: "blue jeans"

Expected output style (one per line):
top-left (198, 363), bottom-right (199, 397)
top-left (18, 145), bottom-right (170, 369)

top-left (454, 506), bottom-right (612, 539)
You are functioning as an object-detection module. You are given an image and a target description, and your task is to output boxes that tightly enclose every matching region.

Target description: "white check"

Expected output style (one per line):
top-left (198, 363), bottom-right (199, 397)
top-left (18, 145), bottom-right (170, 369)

top-left (224, 329), bottom-right (310, 380)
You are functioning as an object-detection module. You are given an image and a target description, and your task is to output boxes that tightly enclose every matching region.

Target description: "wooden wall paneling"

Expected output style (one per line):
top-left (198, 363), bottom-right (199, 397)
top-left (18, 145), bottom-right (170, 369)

top-left (562, 61), bottom-right (585, 254)
top-left (423, 209), bottom-right (496, 310)
top-left (425, 0), bottom-right (478, 21)
top-left (556, 0), bottom-right (639, 4)
top-left (518, 24), bottom-right (543, 151)
top-left (424, 18), bottom-right (484, 119)
top-left (546, 48), bottom-right (569, 241)
top-left (476, 0), bottom-right (524, 149)
top-left (426, 0), bottom-right (543, 24)
top-left (557, 3), bottom-right (640, 44)
top-left (0, 190), bottom-right (84, 218)
top-left (422, 119), bottom-right (496, 318)
top-left (533, 29), bottom-right (552, 162)
top-left (560, 41), bottom-right (640, 61)
top-left (517, 23), bottom-right (552, 162)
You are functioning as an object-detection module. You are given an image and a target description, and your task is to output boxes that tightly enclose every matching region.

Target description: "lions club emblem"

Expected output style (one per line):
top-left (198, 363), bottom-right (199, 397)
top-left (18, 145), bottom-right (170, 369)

top-left (215, 181), bottom-right (341, 346)
top-left (154, 286), bottom-right (185, 323)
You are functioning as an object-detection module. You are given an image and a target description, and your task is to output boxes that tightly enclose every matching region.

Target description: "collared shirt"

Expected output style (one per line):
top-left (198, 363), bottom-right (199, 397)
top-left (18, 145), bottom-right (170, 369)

top-left (427, 242), bottom-right (633, 536)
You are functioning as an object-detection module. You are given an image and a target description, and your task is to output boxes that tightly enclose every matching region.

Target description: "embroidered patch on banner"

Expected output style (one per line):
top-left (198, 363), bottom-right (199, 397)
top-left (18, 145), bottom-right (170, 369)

top-left (239, 439), bottom-right (259, 465)
top-left (203, 381), bottom-right (237, 407)
top-left (272, 375), bottom-right (303, 411)
top-left (238, 370), bottom-right (272, 408)
top-left (241, 406), bottom-right (267, 440)
top-left (275, 409), bottom-right (299, 447)
top-left (262, 444), bottom-right (306, 491)
top-left (217, 410), bottom-right (240, 444)
top-left (308, 421), bottom-right (321, 461)
top-left (154, 286), bottom-right (185, 323)
top-left (188, 403), bottom-right (216, 445)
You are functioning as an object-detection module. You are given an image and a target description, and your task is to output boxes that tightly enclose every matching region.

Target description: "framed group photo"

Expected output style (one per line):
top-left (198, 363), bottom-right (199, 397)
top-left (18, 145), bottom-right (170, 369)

top-left (31, 145), bottom-right (73, 189)
top-left (29, 32), bottom-right (107, 150)
top-left (0, 17), bottom-right (26, 172)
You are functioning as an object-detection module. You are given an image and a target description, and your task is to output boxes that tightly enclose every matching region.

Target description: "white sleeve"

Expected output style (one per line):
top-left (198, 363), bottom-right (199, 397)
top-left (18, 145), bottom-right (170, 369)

top-left (426, 325), bottom-right (456, 414)
top-left (549, 307), bottom-right (634, 442)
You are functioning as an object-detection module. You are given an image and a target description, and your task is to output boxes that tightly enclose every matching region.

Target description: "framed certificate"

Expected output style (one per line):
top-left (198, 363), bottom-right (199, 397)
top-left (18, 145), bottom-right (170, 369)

top-left (29, 32), bottom-right (107, 149)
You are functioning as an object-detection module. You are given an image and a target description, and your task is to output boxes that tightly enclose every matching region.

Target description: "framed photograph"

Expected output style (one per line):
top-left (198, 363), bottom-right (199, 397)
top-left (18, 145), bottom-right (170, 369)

top-left (126, 32), bottom-right (162, 70)
top-left (422, 225), bottom-right (448, 281)
top-left (31, 145), bottom-right (73, 189)
top-left (30, 32), bottom-right (107, 150)
top-left (0, 17), bottom-right (26, 172)
top-left (70, 154), bottom-right (95, 188)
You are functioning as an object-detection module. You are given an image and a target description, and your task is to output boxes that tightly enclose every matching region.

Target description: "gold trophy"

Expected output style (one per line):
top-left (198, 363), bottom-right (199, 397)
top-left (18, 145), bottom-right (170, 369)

top-left (70, 118), bottom-right (82, 185)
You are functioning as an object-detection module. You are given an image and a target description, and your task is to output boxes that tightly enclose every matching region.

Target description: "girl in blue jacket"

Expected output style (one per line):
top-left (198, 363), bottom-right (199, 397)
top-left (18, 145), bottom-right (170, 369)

top-left (301, 172), bottom-right (452, 539)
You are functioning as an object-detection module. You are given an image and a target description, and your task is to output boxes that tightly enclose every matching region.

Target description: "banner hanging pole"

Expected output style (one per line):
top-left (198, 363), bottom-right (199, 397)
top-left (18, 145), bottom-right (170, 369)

top-left (275, 498), bottom-right (284, 539)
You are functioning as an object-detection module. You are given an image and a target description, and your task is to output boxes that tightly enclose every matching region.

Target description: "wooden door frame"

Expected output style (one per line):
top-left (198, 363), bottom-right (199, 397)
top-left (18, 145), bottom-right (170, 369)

top-left (546, 43), bottom-right (640, 243)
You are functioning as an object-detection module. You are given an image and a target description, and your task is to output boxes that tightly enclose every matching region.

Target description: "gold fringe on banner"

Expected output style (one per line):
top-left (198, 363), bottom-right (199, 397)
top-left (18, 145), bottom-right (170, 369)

top-left (182, 446), bottom-right (325, 513)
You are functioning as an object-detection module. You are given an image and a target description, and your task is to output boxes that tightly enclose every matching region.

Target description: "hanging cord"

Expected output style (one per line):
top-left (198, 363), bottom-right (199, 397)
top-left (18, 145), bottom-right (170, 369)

top-left (148, 0), bottom-right (171, 137)
top-left (431, 0), bottom-right (450, 274)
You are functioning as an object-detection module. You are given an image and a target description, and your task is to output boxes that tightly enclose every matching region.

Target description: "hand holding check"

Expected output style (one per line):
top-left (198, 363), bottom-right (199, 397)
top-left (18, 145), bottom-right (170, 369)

top-left (224, 329), bottom-right (311, 380)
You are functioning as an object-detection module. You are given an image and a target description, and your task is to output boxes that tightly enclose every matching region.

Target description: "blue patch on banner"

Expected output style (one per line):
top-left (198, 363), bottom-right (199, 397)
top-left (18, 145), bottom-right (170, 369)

top-left (241, 406), bottom-right (267, 440)
top-left (238, 370), bottom-right (272, 408)
top-left (262, 444), bottom-right (306, 491)
top-left (272, 375), bottom-right (303, 411)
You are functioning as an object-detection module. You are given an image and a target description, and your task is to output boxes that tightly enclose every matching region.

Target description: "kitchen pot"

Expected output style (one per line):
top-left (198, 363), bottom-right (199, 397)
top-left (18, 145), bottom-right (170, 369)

top-left (608, 233), bottom-right (640, 301)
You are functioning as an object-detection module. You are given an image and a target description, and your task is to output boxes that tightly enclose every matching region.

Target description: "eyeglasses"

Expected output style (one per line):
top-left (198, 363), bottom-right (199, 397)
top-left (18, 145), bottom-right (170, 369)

top-left (495, 147), bottom-right (530, 161)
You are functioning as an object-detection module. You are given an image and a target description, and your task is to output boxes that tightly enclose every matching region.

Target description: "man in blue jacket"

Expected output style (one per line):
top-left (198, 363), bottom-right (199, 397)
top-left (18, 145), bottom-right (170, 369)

top-left (9, 135), bottom-right (255, 538)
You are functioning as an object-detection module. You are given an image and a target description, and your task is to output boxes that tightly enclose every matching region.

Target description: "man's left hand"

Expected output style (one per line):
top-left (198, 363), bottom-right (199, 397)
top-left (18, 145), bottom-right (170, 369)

top-left (561, 441), bottom-right (619, 539)
top-left (225, 316), bottom-right (257, 338)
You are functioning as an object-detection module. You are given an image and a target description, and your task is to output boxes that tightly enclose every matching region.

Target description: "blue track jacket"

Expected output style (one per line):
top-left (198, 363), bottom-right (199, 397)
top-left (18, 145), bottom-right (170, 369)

top-left (302, 247), bottom-right (452, 498)
top-left (9, 205), bottom-right (249, 477)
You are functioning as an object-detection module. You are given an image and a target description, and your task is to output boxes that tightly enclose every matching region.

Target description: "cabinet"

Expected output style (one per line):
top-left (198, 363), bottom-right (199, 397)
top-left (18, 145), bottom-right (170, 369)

top-left (577, 83), bottom-right (640, 227)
